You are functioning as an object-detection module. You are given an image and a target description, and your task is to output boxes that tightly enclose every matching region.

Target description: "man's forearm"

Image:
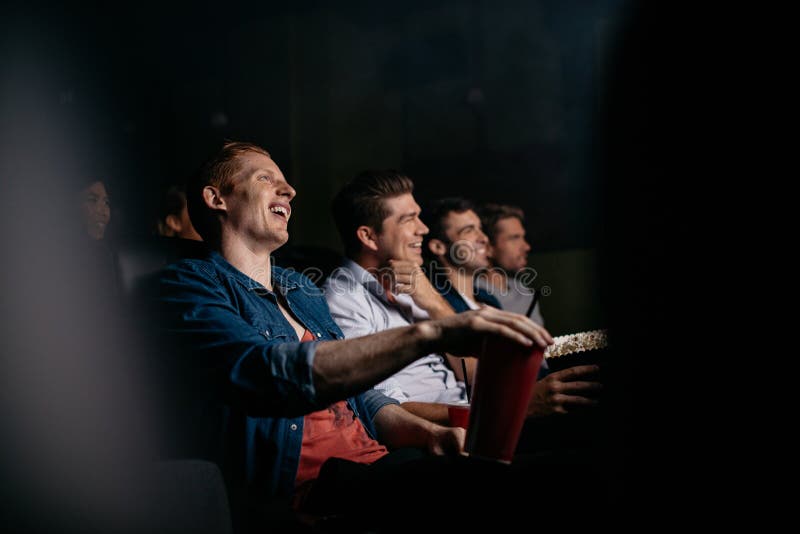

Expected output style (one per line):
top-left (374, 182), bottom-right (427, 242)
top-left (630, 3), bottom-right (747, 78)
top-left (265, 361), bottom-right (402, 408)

top-left (372, 403), bottom-right (439, 450)
top-left (312, 322), bottom-right (438, 404)
top-left (400, 401), bottom-right (450, 425)
top-left (418, 293), bottom-right (455, 319)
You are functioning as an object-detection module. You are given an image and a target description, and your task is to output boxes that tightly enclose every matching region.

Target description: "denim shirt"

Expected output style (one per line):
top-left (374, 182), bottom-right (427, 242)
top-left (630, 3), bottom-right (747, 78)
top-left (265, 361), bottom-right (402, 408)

top-left (156, 250), bottom-right (397, 499)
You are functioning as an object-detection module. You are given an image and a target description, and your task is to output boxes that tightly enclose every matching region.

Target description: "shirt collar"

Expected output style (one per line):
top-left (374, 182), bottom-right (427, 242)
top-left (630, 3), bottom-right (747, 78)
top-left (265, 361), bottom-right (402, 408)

top-left (208, 250), bottom-right (300, 294)
top-left (343, 258), bottom-right (391, 300)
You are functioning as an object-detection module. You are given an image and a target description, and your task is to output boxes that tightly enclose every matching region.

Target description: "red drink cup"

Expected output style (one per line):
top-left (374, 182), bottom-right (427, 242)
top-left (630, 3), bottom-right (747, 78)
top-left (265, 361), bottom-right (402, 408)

top-left (465, 336), bottom-right (544, 463)
top-left (447, 403), bottom-right (470, 429)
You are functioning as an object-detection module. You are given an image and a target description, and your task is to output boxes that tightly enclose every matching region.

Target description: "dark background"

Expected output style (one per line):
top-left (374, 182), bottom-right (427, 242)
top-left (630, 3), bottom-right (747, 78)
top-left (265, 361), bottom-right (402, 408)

top-left (3, 0), bottom-right (628, 252)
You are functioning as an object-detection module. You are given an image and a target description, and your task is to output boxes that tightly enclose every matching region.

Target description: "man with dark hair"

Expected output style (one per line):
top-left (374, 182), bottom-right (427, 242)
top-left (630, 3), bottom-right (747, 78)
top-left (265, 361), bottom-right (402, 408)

top-left (156, 184), bottom-right (202, 241)
top-left (326, 171), bottom-right (470, 424)
top-left (424, 197), bottom-right (501, 313)
top-left (420, 197), bottom-right (502, 385)
top-left (155, 144), bottom-right (552, 531)
top-left (330, 169), bottom-right (417, 259)
top-left (476, 203), bottom-right (543, 325)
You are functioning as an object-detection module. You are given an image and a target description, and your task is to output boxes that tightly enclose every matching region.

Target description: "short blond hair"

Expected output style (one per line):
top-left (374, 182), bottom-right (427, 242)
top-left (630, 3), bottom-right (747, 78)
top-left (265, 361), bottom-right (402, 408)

top-left (187, 141), bottom-right (272, 241)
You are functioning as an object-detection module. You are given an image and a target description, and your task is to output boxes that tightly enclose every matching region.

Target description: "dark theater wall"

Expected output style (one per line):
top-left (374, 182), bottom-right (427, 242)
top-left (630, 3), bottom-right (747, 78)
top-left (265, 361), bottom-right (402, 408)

top-left (4, 0), bottom-right (628, 253)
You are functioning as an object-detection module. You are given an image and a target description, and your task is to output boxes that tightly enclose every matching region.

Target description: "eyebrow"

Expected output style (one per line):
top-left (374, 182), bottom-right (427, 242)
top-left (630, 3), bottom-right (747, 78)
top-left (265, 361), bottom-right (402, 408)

top-left (248, 167), bottom-right (275, 179)
top-left (244, 167), bottom-right (290, 186)
top-left (456, 224), bottom-right (477, 235)
top-left (397, 210), bottom-right (419, 220)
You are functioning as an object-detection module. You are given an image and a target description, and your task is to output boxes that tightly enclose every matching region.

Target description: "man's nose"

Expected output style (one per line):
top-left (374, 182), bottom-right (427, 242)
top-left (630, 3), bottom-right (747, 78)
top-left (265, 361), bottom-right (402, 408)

top-left (523, 240), bottom-right (531, 252)
top-left (417, 220), bottom-right (429, 235)
top-left (278, 182), bottom-right (296, 200)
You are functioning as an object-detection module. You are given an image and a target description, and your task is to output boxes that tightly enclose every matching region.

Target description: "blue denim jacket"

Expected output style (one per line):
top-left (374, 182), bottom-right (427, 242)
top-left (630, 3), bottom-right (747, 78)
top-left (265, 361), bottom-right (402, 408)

top-left (156, 250), bottom-right (397, 499)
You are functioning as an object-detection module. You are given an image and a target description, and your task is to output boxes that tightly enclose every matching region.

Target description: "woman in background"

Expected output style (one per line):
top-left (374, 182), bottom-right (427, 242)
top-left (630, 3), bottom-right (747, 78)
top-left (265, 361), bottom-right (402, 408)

top-left (81, 180), bottom-right (111, 241)
top-left (79, 179), bottom-right (120, 296)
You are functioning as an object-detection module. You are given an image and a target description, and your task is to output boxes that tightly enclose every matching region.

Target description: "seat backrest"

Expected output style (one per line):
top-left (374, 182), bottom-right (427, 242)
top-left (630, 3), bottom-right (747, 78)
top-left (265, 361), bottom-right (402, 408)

top-left (116, 237), bottom-right (208, 297)
top-left (143, 459), bottom-right (232, 534)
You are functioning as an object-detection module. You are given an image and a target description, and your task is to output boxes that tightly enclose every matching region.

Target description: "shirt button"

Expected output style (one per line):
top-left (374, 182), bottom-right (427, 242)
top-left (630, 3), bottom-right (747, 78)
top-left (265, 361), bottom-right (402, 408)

top-left (290, 424), bottom-right (298, 431)
top-left (316, 332), bottom-right (322, 338)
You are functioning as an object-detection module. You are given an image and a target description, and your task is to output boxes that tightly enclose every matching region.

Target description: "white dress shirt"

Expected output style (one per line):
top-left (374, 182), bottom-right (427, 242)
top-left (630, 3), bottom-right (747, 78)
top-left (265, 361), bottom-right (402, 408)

top-left (323, 259), bottom-right (466, 404)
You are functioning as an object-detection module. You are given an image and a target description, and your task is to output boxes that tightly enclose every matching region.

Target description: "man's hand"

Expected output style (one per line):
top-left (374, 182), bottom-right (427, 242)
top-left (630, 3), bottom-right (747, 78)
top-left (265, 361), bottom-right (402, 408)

top-left (424, 306), bottom-right (554, 356)
top-left (425, 424), bottom-right (466, 456)
top-left (373, 403), bottom-right (464, 455)
top-left (387, 260), bottom-right (453, 317)
top-left (527, 364), bottom-right (602, 418)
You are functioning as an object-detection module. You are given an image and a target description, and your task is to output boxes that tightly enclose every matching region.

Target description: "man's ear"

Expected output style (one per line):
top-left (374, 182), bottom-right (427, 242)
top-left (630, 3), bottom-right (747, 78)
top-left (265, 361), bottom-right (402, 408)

top-left (165, 214), bottom-right (182, 234)
top-left (428, 238), bottom-right (447, 258)
top-left (202, 186), bottom-right (226, 212)
top-left (356, 225), bottom-right (379, 252)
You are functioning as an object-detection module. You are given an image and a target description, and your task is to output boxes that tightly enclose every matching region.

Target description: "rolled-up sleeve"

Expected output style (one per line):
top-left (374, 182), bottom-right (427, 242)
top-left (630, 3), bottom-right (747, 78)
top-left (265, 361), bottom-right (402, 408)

top-left (157, 263), bottom-right (323, 417)
top-left (353, 389), bottom-right (399, 439)
top-left (360, 388), bottom-right (399, 421)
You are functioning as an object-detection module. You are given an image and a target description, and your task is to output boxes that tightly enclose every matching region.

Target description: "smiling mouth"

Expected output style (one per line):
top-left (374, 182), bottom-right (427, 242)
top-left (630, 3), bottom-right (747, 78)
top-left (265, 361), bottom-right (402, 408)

top-left (269, 205), bottom-right (290, 221)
